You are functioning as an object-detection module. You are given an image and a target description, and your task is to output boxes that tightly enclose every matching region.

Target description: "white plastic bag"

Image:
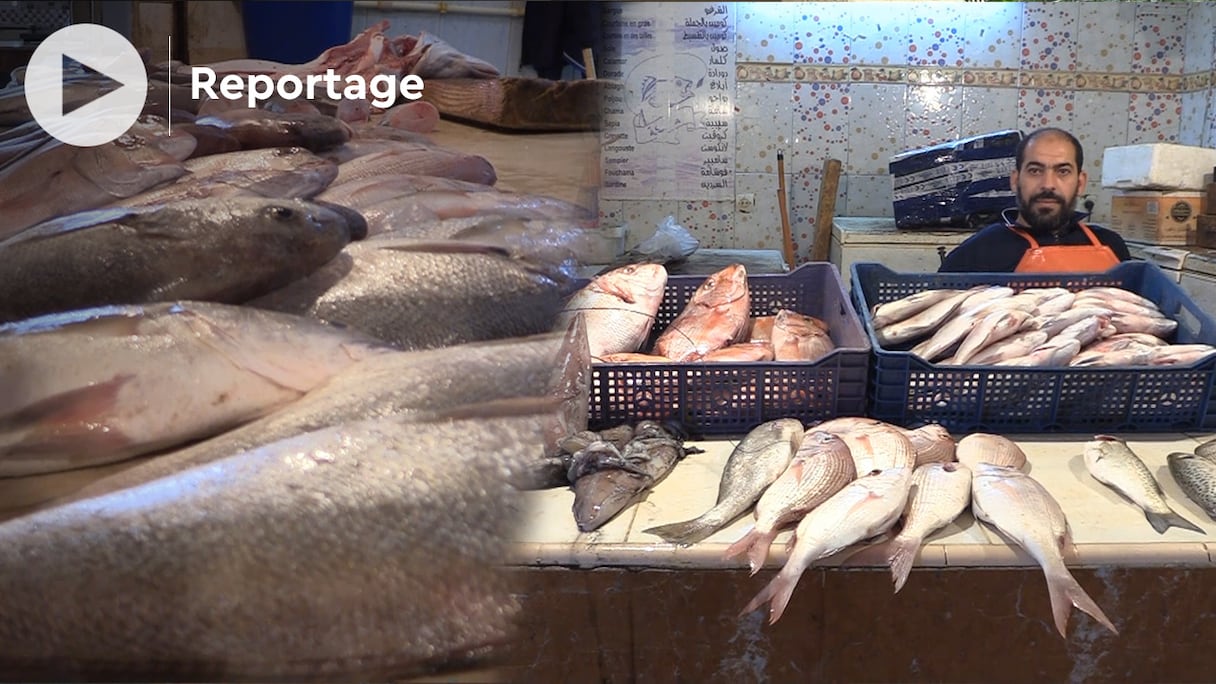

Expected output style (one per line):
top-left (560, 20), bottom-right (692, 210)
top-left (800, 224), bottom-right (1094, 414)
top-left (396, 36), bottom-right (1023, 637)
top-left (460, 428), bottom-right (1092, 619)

top-left (627, 215), bottom-right (700, 263)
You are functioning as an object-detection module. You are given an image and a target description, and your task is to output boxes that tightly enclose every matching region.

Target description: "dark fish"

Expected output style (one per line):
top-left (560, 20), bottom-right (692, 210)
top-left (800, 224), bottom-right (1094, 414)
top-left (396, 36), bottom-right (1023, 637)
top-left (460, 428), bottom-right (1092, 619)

top-left (53, 318), bottom-right (589, 507)
top-left (194, 109), bottom-right (352, 151)
top-left (0, 198), bottom-right (359, 323)
top-left (247, 238), bottom-right (571, 350)
top-left (571, 420), bottom-right (688, 532)
top-left (517, 423), bottom-right (637, 492)
top-left (0, 409), bottom-right (551, 681)
top-left (172, 123), bottom-right (242, 158)
top-left (1168, 452), bottom-right (1216, 521)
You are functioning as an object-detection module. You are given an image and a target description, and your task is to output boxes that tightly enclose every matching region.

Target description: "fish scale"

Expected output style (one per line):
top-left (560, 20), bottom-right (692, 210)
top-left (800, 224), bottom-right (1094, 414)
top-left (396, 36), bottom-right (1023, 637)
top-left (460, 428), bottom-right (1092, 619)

top-left (1168, 452), bottom-right (1216, 521)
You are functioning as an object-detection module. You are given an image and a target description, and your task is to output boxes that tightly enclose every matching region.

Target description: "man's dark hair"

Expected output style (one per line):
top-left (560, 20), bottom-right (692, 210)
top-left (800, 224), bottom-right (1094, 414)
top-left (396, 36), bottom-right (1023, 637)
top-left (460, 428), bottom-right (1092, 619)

top-left (1015, 127), bottom-right (1084, 171)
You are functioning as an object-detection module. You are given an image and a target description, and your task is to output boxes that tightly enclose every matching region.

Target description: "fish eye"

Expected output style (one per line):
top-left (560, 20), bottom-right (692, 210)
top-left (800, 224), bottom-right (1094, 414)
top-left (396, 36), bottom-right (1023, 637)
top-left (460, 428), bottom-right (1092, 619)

top-left (269, 206), bottom-right (295, 220)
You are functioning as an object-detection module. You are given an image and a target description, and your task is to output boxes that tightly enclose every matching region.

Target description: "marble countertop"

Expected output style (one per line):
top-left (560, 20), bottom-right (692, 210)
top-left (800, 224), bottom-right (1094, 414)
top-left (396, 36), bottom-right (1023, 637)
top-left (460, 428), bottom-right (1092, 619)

top-left (510, 432), bottom-right (1216, 571)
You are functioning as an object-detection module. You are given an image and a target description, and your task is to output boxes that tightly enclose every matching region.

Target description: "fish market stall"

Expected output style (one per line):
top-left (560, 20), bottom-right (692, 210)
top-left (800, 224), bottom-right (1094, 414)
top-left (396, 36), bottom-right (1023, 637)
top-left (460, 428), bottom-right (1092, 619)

top-left (501, 431), bottom-right (1216, 682)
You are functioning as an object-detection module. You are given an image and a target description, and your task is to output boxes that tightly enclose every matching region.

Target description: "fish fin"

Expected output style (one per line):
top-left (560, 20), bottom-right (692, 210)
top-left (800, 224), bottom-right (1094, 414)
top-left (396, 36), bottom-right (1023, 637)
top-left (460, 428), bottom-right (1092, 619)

top-left (834, 535), bottom-right (893, 569)
top-left (886, 536), bottom-right (923, 594)
top-left (740, 567), bottom-right (801, 625)
top-left (723, 526), bottom-right (772, 576)
top-left (0, 374), bottom-right (134, 453)
top-left (1146, 509), bottom-right (1205, 535)
top-left (1045, 567), bottom-right (1119, 638)
top-left (642, 518), bottom-right (711, 546)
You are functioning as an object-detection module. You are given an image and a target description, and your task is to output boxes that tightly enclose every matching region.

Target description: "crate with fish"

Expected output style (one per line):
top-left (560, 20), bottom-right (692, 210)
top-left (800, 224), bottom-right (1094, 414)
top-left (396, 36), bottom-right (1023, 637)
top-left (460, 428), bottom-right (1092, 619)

top-left (557, 262), bottom-right (871, 438)
top-left (851, 261), bottom-right (1216, 433)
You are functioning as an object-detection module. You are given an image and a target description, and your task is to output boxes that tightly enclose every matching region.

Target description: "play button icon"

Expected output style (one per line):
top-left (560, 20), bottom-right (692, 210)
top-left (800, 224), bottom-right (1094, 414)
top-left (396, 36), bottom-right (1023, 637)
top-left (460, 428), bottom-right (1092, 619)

top-left (25, 23), bottom-right (148, 147)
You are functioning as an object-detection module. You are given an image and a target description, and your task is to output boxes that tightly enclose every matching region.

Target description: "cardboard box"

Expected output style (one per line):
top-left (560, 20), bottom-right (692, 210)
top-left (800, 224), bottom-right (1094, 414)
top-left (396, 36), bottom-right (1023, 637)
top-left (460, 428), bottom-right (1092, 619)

top-left (1195, 215), bottom-right (1216, 250)
top-left (1101, 144), bottom-right (1216, 190)
top-left (1108, 191), bottom-right (1206, 246)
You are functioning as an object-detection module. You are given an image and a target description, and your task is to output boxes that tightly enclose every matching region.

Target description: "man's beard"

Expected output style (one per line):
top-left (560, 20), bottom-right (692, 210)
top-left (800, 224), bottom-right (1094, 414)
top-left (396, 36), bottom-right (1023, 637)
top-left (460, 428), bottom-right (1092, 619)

top-left (1017, 189), bottom-right (1074, 234)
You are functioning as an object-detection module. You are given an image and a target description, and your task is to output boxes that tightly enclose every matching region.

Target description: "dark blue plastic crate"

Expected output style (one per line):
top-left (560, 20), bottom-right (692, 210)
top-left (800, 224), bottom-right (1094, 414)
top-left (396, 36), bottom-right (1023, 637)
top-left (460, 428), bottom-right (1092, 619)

top-left (850, 261), bottom-right (1216, 433)
top-left (585, 263), bottom-right (871, 438)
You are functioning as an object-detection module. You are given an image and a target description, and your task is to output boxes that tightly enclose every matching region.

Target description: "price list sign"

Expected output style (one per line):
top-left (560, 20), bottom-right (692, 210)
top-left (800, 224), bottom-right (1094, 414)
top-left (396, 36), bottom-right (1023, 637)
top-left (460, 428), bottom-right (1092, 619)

top-left (600, 2), bottom-right (736, 201)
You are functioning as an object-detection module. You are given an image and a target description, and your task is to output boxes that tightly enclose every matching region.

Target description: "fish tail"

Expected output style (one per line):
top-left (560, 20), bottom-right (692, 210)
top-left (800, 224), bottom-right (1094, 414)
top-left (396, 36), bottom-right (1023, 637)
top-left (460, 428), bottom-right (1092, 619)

top-left (886, 535), bottom-right (923, 594)
top-left (740, 566), bottom-right (801, 625)
top-left (642, 518), bottom-right (711, 546)
top-left (1045, 567), bottom-right (1119, 638)
top-left (1145, 508), bottom-right (1204, 535)
top-left (722, 527), bottom-right (776, 576)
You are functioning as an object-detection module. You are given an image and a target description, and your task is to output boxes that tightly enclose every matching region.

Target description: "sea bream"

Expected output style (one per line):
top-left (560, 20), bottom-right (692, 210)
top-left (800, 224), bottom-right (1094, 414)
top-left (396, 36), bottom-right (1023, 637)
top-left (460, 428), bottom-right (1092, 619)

top-left (970, 463), bottom-right (1119, 637)
top-left (553, 263), bottom-right (668, 359)
top-left (0, 411), bottom-right (552, 681)
top-left (741, 466), bottom-right (913, 624)
top-left (1082, 435), bottom-right (1202, 534)
top-left (569, 421), bottom-right (689, 532)
top-left (882, 462), bottom-right (972, 593)
top-left (723, 430), bottom-right (856, 574)
top-left (0, 197), bottom-right (363, 323)
top-left (644, 418), bottom-right (803, 545)
top-left (653, 264), bottom-right (751, 362)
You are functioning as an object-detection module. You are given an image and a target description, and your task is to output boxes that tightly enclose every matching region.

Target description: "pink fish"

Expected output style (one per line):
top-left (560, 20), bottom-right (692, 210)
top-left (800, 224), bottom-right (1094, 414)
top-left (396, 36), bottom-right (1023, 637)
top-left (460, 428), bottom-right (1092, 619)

top-left (653, 264), bottom-right (750, 362)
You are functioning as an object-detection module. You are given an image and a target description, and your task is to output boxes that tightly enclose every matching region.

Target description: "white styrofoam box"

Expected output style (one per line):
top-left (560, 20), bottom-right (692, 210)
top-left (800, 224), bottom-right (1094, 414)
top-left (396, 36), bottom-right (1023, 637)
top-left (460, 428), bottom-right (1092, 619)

top-left (1101, 143), bottom-right (1216, 190)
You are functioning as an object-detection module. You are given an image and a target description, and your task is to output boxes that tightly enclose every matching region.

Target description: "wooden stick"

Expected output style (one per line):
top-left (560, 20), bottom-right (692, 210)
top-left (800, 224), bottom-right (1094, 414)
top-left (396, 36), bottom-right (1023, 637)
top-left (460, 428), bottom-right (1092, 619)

top-left (777, 151), bottom-right (794, 269)
top-left (582, 47), bottom-right (597, 80)
top-left (811, 158), bottom-right (843, 262)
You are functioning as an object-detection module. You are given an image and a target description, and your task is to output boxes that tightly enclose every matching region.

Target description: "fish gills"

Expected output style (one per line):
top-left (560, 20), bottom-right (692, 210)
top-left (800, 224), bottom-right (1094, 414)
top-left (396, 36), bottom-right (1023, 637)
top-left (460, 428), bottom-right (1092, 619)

top-left (723, 430), bottom-right (855, 574)
top-left (644, 418), bottom-right (802, 546)
top-left (1083, 435), bottom-right (1202, 535)
top-left (970, 464), bottom-right (1118, 637)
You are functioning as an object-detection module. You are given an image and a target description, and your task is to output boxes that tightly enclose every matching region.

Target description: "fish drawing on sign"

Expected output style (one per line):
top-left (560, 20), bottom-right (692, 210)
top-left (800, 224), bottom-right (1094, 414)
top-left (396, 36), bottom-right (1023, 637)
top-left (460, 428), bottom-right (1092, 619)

top-left (625, 54), bottom-right (706, 145)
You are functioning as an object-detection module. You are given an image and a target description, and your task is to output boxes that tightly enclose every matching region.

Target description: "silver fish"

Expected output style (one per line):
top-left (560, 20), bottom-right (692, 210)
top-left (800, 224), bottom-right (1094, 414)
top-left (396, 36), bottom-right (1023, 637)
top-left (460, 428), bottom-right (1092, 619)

top-left (0, 411), bottom-right (550, 681)
top-left (335, 143), bottom-right (497, 186)
top-left (1083, 435), bottom-right (1202, 534)
top-left (885, 461), bottom-right (972, 593)
top-left (723, 430), bottom-right (855, 574)
top-left (644, 418), bottom-right (803, 545)
top-left (1167, 452), bottom-right (1216, 521)
top-left (742, 467), bottom-right (912, 624)
top-left (876, 288), bottom-right (980, 347)
top-left (970, 463), bottom-right (1119, 637)
top-left (0, 301), bottom-right (390, 477)
top-left (0, 198), bottom-right (360, 323)
top-left (53, 320), bottom-right (589, 508)
top-left (870, 289), bottom-right (964, 329)
top-left (555, 263), bottom-right (668, 359)
top-left (248, 239), bottom-right (570, 351)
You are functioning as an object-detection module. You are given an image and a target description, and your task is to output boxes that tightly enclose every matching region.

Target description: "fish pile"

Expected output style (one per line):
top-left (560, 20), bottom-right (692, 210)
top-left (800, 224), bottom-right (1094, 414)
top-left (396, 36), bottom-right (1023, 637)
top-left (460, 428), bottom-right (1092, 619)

top-left (555, 263), bottom-right (836, 364)
top-left (871, 284), bottom-right (1216, 367)
top-left (638, 417), bottom-right (1126, 638)
top-left (0, 30), bottom-right (602, 681)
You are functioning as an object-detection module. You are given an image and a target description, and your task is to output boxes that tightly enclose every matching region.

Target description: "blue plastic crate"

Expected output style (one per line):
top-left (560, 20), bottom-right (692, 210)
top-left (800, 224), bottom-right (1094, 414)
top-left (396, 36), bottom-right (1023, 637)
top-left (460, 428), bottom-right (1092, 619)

top-left (850, 261), bottom-right (1216, 433)
top-left (585, 263), bottom-right (871, 438)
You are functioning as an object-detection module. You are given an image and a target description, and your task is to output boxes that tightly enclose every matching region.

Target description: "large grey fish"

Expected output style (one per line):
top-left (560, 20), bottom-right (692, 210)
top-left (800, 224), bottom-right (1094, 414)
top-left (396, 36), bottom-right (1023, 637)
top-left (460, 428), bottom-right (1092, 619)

top-left (0, 132), bottom-right (187, 239)
top-left (316, 173), bottom-right (494, 210)
top-left (970, 463), bottom-right (1119, 637)
top-left (0, 301), bottom-right (390, 477)
top-left (248, 238), bottom-right (570, 350)
top-left (193, 109), bottom-right (352, 151)
top-left (0, 198), bottom-right (361, 323)
top-left (643, 418), bottom-right (803, 545)
top-left (0, 410), bottom-right (550, 681)
top-left (570, 421), bottom-right (689, 533)
top-left (53, 318), bottom-right (589, 507)
top-left (334, 143), bottom-right (497, 186)
top-left (110, 147), bottom-right (339, 207)
top-left (1083, 435), bottom-right (1202, 534)
top-left (1167, 452), bottom-right (1216, 521)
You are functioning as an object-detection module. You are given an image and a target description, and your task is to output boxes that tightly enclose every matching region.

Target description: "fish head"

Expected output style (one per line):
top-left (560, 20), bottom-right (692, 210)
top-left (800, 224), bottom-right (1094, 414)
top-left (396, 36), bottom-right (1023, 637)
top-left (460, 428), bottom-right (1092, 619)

top-left (594, 263), bottom-right (668, 304)
top-left (692, 263), bottom-right (748, 309)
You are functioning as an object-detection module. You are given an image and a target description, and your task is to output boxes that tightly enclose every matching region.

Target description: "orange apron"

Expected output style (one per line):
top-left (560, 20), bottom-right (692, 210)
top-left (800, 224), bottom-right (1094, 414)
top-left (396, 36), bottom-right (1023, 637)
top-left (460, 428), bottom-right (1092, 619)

top-left (1008, 222), bottom-right (1120, 273)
